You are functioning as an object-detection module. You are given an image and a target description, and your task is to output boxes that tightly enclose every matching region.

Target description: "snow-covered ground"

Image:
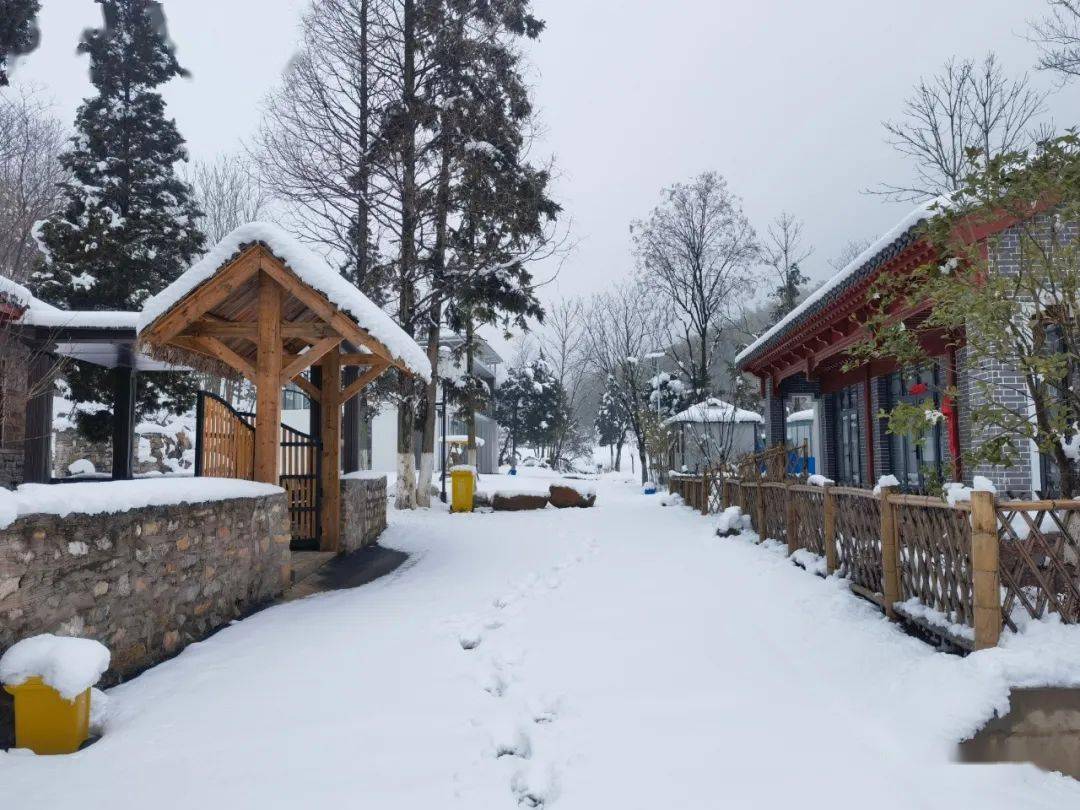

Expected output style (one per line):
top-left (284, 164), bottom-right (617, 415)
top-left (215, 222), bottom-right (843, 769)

top-left (3, 474), bottom-right (1080, 808)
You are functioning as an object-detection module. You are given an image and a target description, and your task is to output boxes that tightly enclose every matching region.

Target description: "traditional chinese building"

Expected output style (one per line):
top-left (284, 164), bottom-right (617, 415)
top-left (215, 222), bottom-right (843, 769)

top-left (736, 200), bottom-right (1046, 497)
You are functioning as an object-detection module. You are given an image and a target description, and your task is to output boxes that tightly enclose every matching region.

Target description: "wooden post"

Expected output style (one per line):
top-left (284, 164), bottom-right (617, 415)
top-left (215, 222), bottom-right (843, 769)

top-left (971, 490), bottom-right (1002, 650)
top-left (756, 484), bottom-right (766, 542)
top-left (22, 353), bottom-right (54, 484)
top-left (786, 482), bottom-right (798, 555)
top-left (110, 367), bottom-right (136, 480)
top-left (879, 486), bottom-right (900, 620)
top-left (254, 272), bottom-right (283, 485)
top-left (701, 471), bottom-right (710, 515)
top-left (319, 349), bottom-right (342, 553)
top-left (823, 485), bottom-right (838, 574)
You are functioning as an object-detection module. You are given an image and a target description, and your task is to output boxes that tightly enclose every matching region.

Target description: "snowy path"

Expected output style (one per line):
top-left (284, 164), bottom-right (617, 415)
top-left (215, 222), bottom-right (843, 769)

top-left (3, 475), bottom-right (1080, 808)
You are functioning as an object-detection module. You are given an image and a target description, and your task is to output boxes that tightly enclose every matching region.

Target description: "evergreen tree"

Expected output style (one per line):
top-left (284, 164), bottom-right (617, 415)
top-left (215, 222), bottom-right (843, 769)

top-left (33, 0), bottom-right (204, 438)
top-left (0, 0), bottom-right (40, 86)
top-left (769, 261), bottom-right (810, 321)
top-left (595, 374), bottom-right (629, 469)
top-left (495, 356), bottom-right (566, 463)
top-left (646, 371), bottom-right (690, 421)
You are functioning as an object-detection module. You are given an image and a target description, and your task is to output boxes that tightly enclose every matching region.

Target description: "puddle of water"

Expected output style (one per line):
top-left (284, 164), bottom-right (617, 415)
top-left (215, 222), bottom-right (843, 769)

top-left (958, 687), bottom-right (1080, 780)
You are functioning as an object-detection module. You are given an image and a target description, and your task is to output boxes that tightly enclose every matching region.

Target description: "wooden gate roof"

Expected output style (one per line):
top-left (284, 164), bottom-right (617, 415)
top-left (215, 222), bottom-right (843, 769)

top-left (137, 222), bottom-right (431, 383)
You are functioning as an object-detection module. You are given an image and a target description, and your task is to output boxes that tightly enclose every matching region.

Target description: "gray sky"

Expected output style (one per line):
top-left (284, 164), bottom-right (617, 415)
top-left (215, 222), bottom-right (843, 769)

top-left (11, 0), bottom-right (1080, 314)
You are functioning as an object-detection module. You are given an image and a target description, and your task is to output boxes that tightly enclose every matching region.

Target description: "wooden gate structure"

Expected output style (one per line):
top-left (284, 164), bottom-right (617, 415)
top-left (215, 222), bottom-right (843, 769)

top-left (139, 225), bottom-right (429, 552)
top-left (195, 391), bottom-right (322, 550)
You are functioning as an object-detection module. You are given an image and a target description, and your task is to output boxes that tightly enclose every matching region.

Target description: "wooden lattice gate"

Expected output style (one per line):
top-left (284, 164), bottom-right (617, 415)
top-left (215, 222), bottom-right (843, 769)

top-left (195, 391), bottom-right (321, 551)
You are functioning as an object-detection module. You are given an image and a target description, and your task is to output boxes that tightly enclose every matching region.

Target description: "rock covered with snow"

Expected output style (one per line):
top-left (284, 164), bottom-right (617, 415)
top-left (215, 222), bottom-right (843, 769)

top-left (137, 222), bottom-right (432, 381)
top-left (716, 506), bottom-right (753, 537)
top-left (67, 458), bottom-right (96, 476)
top-left (548, 483), bottom-right (596, 508)
top-left (0, 478), bottom-right (283, 531)
top-left (0, 634), bottom-right (110, 700)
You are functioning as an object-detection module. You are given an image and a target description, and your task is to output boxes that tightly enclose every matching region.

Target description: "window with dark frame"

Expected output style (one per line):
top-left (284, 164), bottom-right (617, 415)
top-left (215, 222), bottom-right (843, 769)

top-left (836, 385), bottom-right (863, 486)
top-left (887, 366), bottom-right (941, 491)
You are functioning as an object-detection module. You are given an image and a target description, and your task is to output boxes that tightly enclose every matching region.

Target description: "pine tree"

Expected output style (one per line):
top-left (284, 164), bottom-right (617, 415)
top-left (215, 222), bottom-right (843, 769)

top-left (769, 262), bottom-right (810, 321)
top-left (0, 0), bottom-right (40, 86)
top-left (33, 0), bottom-right (204, 438)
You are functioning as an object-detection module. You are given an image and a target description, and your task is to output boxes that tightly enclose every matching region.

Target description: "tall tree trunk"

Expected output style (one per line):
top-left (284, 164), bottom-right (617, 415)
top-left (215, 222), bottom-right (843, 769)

top-left (342, 0), bottom-right (370, 474)
top-left (416, 127), bottom-right (453, 506)
top-left (466, 317), bottom-right (477, 467)
top-left (395, 0), bottom-right (419, 509)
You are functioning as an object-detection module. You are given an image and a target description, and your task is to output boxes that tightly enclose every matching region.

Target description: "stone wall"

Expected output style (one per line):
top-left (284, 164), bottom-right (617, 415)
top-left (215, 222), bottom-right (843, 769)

top-left (340, 474), bottom-right (387, 554)
top-left (0, 493), bottom-right (292, 684)
top-left (0, 449), bottom-right (22, 490)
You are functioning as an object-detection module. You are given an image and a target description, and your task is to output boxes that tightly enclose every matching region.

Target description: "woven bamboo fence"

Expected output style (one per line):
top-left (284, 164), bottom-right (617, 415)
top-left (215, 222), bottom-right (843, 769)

top-left (662, 447), bottom-right (1080, 651)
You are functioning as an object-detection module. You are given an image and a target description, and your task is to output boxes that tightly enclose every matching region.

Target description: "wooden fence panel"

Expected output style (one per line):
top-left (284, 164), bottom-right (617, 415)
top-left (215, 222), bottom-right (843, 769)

top-left (741, 483), bottom-right (761, 536)
top-left (893, 495), bottom-right (974, 648)
top-left (789, 485), bottom-right (826, 556)
top-left (760, 483), bottom-right (788, 545)
top-left (833, 487), bottom-right (883, 601)
top-left (996, 501), bottom-right (1080, 629)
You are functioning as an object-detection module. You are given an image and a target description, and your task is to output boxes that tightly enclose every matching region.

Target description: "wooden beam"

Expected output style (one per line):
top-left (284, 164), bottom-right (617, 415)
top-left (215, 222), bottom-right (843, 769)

top-left (182, 321), bottom-right (339, 340)
top-left (145, 248), bottom-right (261, 343)
top-left (319, 350), bottom-right (342, 553)
top-left (339, 360), bottom-right (389, 405)
top-left (279, 336), bottom-right (342, 387)
top-left (290, 374), bottom-right (321, 404)
top-left (254, 272), bottom-right (283, 484)
top-left (256, 253), bottom-right (402, 370)
top-left (339, 352), bottom-right (380, 366)
top-left (171, 335), bottom-right (257, 383)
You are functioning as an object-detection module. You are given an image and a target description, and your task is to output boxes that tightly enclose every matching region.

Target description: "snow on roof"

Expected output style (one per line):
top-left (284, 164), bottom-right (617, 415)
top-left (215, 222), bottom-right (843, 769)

top-left (787, 409), bottom-right (814, 423)
top-left (735, 197), bottom-right (947, 368)
top-left (137, 222), bottom-right (432, 381)
top-left (665, 398), bottom-right (763, 425)
top-left (19, 309), bottom-right (139, 329)
top-left (0, 274), bottom-right (60, 315)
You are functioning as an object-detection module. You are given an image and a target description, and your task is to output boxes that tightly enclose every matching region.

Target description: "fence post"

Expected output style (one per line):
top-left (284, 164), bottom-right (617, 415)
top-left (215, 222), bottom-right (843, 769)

top-left (756, 484), bottom-right (766, 542)
top-left (823, 485), bottom-right (838, 574)
top-left (879, 486), bottom-right (900, 621)
top-left (720, 472), bottom-right (728, 510)
top-left (701, 471), bottom-right (710, 516)
top-left (786, 482), bottom-right (798, 555)
top-left (971, 490), bottom-right (1002, 650)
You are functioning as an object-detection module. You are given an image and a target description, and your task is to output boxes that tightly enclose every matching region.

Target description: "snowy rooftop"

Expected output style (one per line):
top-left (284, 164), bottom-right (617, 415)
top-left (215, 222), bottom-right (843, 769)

top-left (19, 309), bottom-right (139, 330)
top-left (0, 274), bottom-right (60, 315)
top-left (735, 197), bottom-right (947, 368)
top-left (665, 398), bottom-right (763, 425)
top-left (787, 409), bottom-right (814, 424)
top-left (138, 222), bottom-right (432, 381)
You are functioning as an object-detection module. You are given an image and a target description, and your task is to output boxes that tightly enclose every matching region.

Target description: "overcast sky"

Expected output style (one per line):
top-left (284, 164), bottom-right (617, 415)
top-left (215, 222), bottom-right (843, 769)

top-left (11, 0), bottom-right (1080, 315)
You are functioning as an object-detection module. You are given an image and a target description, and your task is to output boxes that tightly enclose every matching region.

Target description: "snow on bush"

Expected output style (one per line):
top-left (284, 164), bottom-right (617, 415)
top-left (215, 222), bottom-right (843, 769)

top-left (0, 479), bottom-right (283, 530)
top-left (0, 634), bottom-right (110, 700)
top-left (791, 548), bottom-right (827, 576)
top-left (943, 476), bottom-right (997, 507)
top-left (716, 506), bottom-right (752, 536)
top-left (659, 492), bottom-right (683, 507)
top-left (138, 222), bottom-right (431, 380)
top-left (67, 458), bottom-right (96, 476)
top-left (807, 474), bottom-right (834, 487)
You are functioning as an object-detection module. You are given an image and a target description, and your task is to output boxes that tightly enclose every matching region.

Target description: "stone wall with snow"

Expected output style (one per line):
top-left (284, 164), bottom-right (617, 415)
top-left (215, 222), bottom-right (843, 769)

top-left (340, 474), bottom-right (387, 553)
top-left (0, 450), bottom-right (22, 490)
top-left (0, 492), bottom-right (291, 684)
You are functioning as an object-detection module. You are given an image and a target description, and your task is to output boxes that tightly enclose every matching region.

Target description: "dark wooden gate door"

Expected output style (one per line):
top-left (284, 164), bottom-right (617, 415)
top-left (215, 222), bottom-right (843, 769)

top-left (280, 423), bottom-right (321, 550)
top-left (196, 391), bottom-right (322, 550)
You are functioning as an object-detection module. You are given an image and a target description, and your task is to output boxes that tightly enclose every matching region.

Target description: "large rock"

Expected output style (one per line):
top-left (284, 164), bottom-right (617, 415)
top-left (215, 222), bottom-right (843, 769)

top-left (548, 484), bottom-right (596, 508)
top-left (492, 492), bottom-right (549, 511)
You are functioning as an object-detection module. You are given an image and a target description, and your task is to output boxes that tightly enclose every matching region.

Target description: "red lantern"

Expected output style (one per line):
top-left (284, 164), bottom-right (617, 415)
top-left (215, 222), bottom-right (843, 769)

top-left (909, 382), bottom-right (928, 396)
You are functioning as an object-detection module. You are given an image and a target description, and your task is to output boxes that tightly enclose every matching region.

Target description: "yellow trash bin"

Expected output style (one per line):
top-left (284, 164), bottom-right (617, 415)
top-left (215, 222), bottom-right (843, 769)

top-left (4, 677), bottom-right (91, 755)
top-left (450, 466), bottom-right (476, 513)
